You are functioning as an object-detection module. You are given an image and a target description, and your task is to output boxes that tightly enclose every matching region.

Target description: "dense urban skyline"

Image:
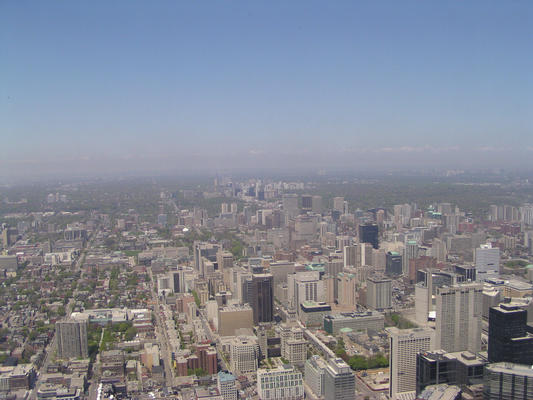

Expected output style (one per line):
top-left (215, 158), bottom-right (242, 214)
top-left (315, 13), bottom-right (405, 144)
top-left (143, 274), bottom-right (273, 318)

top-left (2, 174), bottom-right (533, 399)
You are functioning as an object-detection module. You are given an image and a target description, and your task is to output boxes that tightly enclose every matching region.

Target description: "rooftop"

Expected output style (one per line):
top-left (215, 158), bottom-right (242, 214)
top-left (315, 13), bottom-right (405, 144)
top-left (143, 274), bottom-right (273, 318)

top-left (504, 280), bottom-right (533, 290)
top-left (486, 362), bottom-right (533, 377)
top-left (218, 371), bottom-right (236, 383)
top-left (325, 311), bottom-right (382, 320)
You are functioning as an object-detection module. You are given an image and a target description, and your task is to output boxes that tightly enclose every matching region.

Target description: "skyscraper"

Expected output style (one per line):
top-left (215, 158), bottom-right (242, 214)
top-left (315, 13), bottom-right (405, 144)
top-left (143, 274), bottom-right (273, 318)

top-left (171, 267), bottom-right (187, 293)
top-left (387, 327), bottom-right (434, 399)
top-left (416, 351), bottom-right (457, 395)
top-left (193, 242), bottom-right (220, 276)
top-left (282, 194), bottom-right (299, 219)
top-left (243, 273), bottom-right (274, 324)
top-left (229, 336), bottom-right (260, 375)
top-left (333, 197), bottom-right (345, 213)
top-left (343, 245), bottom-right (357, 268)
top-left (359, 223), bottom-right (379, 249)
top-left (435, 282), bottom-right (483, 353)
top-left (386, 251), bottom-right (402, 276)
top-left (304, 355), bottom-right (327, 398)
top-left (336, 272), bottom-right (357, 309)
top-left (366, 276), bottom-right (392, 310)
top-left (416, 350), bottom-right (486, 395)
top-left (323, 358), bottom-right (355, 400)
top-left (403, 240), bottom-right (419, 276)
top-left (287, 271), bottom-right (324, 314)
top-left (484, 362), bottom-right (533, 400)
top-left (56, 319), bottom-right (88, 359)
top-left (279, 324), bottom-right (306, 365)
top-left (488, 303), bottom-right (533, 364)
top-left (311, 195), bottom-right (323, 214)
top-left (301, 194), bottom-right (313, 212)
top-left (361, 242), bottom-right (374, 266)
top-left (475, 243), bottom-right (500, 278)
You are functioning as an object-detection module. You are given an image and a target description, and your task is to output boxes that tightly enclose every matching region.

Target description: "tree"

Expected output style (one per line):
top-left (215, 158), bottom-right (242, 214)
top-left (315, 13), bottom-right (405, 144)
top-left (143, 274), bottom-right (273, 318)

top-left (188, 367), bottom-right (207, 376)
top-left (347, 354), bottom-right (388, 371)
top-left (348, 356), bottom-right (368, 371)
top-left (124, 326), bottom-right (137, 341)
top-left (334, 337), bottom-right (347, 358)
top-left (57, 306), bottom-right (66, 317)
top-left (191, 290), bottom-right (201, 307)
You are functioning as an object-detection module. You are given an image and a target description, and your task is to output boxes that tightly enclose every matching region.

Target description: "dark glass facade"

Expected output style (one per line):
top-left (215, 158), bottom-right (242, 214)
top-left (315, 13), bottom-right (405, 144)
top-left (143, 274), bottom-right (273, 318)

top-left (359, 223), bottom-right (379, 249)
top-left (488, 304), bottom-right (533, 364)
top-left (244, 274), bottom-right (274, 325)
top-left (416, 352), bottom-right (456, 394)
top-left (416, 351), bottom-right (485, 395)
top-left (386, 252), bottom-right (402, 276)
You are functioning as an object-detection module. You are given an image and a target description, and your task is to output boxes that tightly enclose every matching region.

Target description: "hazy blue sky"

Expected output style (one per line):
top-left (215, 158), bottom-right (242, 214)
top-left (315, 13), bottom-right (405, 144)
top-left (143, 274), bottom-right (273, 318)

top-left (1, 1), bottom-right (532, 176)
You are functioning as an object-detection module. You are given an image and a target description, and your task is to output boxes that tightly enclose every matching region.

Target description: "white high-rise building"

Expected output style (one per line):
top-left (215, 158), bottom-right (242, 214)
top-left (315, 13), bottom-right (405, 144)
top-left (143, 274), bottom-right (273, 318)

top-left (525, 230), bottom-right (533, 256)
top-left (475, 243), bottom-right (500, 278)
top-left (229, 336), bottom-right (259, 375)
top-left (361, 243), bottom-right (373, 266)
top-left (287, 271), bottom-right (324, 314)
top-left (304, 355), bottom-right (327, 398)
top-left (366, 276), bottom-right (392, 310)
top-left (394, 203), bottom-right (412, 228)
top-left (343, 245), bottom-right (357, 268)
top-left (279, 324), bottom-right (306, 365)
top-left (221, 203), bottom-right (230, 214)
top-left (403, 240), bottom-right (419, 276)
top-left (520, 204), bottom-right (533, 226)
top-left (387, 327), bottom-right (434, 399)
top-left (257, 365), bottom-right (304, 400)
top-left (415, 283), bottom-right (431, 324)
top-left (311, 195), bottom-right (323, 214)
top-left (431, 238), bottom-right (447, 263)
top-left (435, 282), bottom-right (483, 353)
top-left (333, 197), bottom-right (345, 213)
top-left (323, 358), bottom-right (355, 400)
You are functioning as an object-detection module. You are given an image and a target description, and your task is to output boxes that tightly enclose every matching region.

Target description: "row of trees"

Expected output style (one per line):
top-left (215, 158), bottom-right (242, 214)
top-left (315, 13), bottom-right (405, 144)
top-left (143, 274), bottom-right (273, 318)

top-left (333, 337), bottom-right (389, 371)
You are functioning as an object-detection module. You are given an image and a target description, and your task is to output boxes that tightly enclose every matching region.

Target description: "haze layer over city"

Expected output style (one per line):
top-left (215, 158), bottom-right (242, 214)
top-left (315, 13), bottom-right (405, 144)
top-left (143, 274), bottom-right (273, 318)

top-left (1, 2), bottom-right (533, 400)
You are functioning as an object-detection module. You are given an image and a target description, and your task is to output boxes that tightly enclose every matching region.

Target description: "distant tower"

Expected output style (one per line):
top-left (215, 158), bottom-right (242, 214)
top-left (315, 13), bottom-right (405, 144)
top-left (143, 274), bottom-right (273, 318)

top-left (367, 276), bottom-right (392, 310)
top-left (282, 194), bottom-right (299, 218)
top-left (475, 243), bottom-right (500, 279)
top-left (359, 223), bottom-right (379, 249)
top-left (301, 195), bottom-right (313, 212)
top-left (403, 240), bottom-right (419, 276)
top-left (332, 197), bottom-right (345, 213)
top-left (311, 195), bottom-right (323, 214)
top-left (243, 274), bottom-right (274, 324)
top-left (386, 252), bottom-right (403, 276)
top-left (343, 245), bottom-right (357, 268)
